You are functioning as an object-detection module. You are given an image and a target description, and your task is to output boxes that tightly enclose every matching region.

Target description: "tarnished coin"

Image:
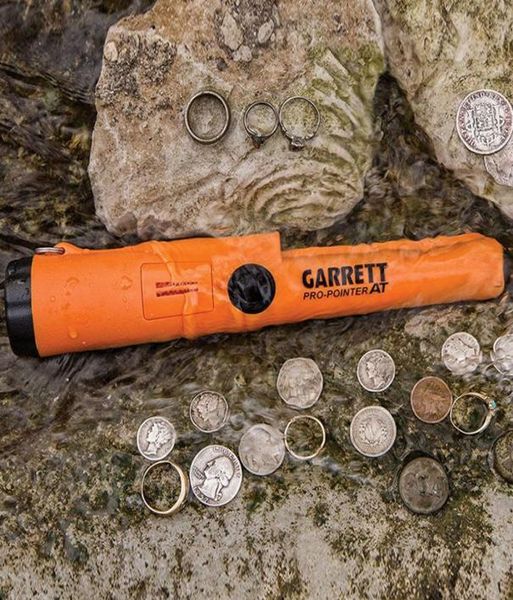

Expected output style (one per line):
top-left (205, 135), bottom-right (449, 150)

top-left (137, 416), bottom-right (176, 461)
top-left (491, 334), bottom-right (513, 374)
top-left (190, 391), bottom-right (229, 433)
top-left (493, 430), bottom-right (513, 483)
top-left (456, 89), bottom-right (513, 155)
top-left (484, 135), bottom-right (513, 186)
top-left (399, 457), bottom-right (449, 514)
top-left (350, 406), bottom-right (396, 457)
top-left (276, 357), bottom-right (323, 409)
top-left (190, 445), bottom-right (243, 507)
top-left (357, 350), bottom-right (395, 392)
top-left (239, 424), bottom-right (285, 476)
top-left (441, 332), bottom-right (482, 375)
top-left (410, 376), bottom-right (452, 424)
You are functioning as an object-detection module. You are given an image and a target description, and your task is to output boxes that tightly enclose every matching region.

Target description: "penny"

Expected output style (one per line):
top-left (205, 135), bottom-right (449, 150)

top-left (441, 332), bottom-right (482, 375)
top-left (484, 135), bottom-right (513, 186)
top-left (239, 424), bottom-right (285, 476)
top-left (276, 357), bottom-right (323, 409)
top-left (356, 350), bottom-right (395, 392)
top-left (410, 376), bottom-right (452, 423)
top-left (137, 416), bottom-right (176, 461)
top-left (349, 406), bottom-right (396, 457)
top-left (190, 391), bottom-right (229, 433)
top-left (190, 445), bottom-right (243, 507)
top-left (456, 89), bottom-right (513, 155)
top-left (398, 457), bottom-right (449, 514)
top-left (491, 334), bottom-right (513, 374)
top-left (493, 431), bottom-right (513, 483)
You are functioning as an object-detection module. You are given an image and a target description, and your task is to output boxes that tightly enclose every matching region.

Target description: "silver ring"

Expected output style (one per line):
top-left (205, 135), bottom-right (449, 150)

top-left (284, 415), bottom-right (326, 460)
top-left (35, 247), bottom-right (65, 255)
top-left (140, 460), bottom-right (189, 516)
top-left (184, 89), bottom-right (231, 144)
top-left (243, 101), bottom-right (278, 147)
top-left (279, 96), bottom-right (320, 150)
top-left (450, 392), bottom-right (497, 435)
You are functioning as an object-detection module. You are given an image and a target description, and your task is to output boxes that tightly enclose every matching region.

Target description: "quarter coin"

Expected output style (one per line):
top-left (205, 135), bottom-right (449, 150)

top-left (441, 332), bottom-right (482, 375)
top-left (398, 457), bottom-right (449, 514)
top-left (493, 430), bottom-right (513, 483)
top-left (238, 424), bottom-right (285, 476)
top-left (190, 390), bottom-right (229, 433)
top-left (276, 357), bottom-right (323, 409)
top-left (356, 350), bottom-right (395, 392)
top-left (349, 406), bottom-right (396, 457)
top-left (484, 136), bottom-right (513, 186)
top-left (491, 334), bottom-right (513, 374)
top-left (137, 416), bottom-right (176, 461)
top-left (410, 376), bottom-right (452, 423)
top-left (190, 445), bottom-right (243, 507)
top-left (456, 89), bottom-right (513, 155)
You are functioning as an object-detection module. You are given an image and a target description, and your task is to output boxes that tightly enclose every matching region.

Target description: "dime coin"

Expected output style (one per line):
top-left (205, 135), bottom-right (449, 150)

top-left (491, 334), bottom-right (513, 374)
top-left (276, 357), bottom-right (323, 409)
top-left (456, 89), bottom-right (513, 155)
top-left (137, 416), bottom-right (176, 461)
top-left (484, 135), bottom-right (513, 186)
top-left (356, 350), bottom-right (395, 392)
top-left (441, 332), bottom-right (482, 375)
top-left (398, 457), bottom-right (449, 514)
top-left (349, 406), bottom-right (396, 457)
top-left (190, 445), bottom-right (243, 507)
top-left (239, 424), bottom-right (285, 476)
top-left (190, 390), bottom-right (229, 433)
top-left (493, 430), bottom-right (513, 483)
top-left (410, 376), bottom-right (452, 424)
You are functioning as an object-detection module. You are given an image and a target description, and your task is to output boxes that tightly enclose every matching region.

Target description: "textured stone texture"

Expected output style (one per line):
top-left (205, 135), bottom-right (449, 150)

top-left (89, 0), bottom-right (385, 238)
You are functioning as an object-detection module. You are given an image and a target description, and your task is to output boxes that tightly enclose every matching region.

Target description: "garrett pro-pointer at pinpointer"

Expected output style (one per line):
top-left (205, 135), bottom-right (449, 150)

top-left (4, 232), bottom-right (508, 357)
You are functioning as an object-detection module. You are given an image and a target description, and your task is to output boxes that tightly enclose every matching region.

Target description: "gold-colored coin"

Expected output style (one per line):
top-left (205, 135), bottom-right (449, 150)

top-left (410, 376), bottom-right (452, 424)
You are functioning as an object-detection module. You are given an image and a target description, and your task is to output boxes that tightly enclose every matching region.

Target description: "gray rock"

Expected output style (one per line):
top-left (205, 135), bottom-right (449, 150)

top-left (89, 0), bottom-right (384, 238)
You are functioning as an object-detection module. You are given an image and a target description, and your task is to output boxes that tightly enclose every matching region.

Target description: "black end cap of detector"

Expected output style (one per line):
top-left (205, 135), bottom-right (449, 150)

top-left (4, 257), bottom-right (39, 357)
top-left (228, 263), bottom-right (276, 314)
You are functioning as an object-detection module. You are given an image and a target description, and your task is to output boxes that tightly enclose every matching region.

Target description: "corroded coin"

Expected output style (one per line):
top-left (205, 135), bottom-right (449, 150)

top-left (239, 424), bottom-right (285, 476)
top-left (493, 430), bottom-right (513, 483)
top-left (484, 136), bottom-right (513, 186)
top-left (137, 416), bottom-right (176, 461)
top-left (410, 376), bottom-right (452, 424)
top-left (190, 390), bottom-right (229, 433)
top-left (350, 406), bottom-right (396, 457)
top-left (276, 357), bottom-right (323, 409)
top-left (398, 457), bottom-right (449, 514)
top-left (491, 334), bottom-right (513, 374)
top-left (456, 89), bottom-right (513, 155)
top-left (441, 332), bottom-right (482, 375)
top-left (190, 445), bottom-right (243, 507)
top-left (356, 350), bottom-right (395, 392)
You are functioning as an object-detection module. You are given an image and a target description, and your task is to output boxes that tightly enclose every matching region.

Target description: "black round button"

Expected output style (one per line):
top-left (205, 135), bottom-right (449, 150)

top-left (227, 264), bottom-right (276, 314)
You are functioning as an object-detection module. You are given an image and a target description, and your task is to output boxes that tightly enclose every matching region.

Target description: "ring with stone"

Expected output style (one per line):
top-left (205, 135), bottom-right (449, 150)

top-left (184, 89), bottom-right (231, 144)
top-left (140, 460), bottom-right (189, 516)
top-left (449, 392), bottom-right (497, 435)
top-left (278, 96), bottom-right (320, 150)
top-left (243, 100), bottom-right (279, 147)
top-left (284, 415), bottom-right (326, 460)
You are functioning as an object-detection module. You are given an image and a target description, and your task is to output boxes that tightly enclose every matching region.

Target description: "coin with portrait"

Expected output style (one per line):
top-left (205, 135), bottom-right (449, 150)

top-left (357, 350), bottom-right (395, 393)
top-left (410, 376), bottom-right (452, 424)
top-left (350, 406), bottom-right (396, 457)
top-left (190, 391), bottom-right (229, 433)
top-left (190, 445), bottom-right (243, 507)
top-left (137, 416), bottom-right (176, 461)
top-left (399, 457), bottom-right (449, 514)
top-left (441, 332), bottom-right (482, 375)
top-left (239, 424), bottom-right (285, 476)
top-left (276, 357), bottom-right (323, 409)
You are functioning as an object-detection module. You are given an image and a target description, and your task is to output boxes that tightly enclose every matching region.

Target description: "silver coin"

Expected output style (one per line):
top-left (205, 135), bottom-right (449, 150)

top-left (491, 334), bottom-right (513, 374)
top-left (399, 457), bottom-right (449, 515)
top-left (350, 406), bottom-right (396, 457)
top-left (136, 416), bottom-right (176, 461)
top-left (276, 358), bottom-right (323, 409)
top-left (190, 445), bottom-right (243, 507)
top-left (356, 350), bottom-right (395, 392)
top-left (238, 424), bottom-right (285, 476)
top-left (456, 89), bottom-right (513, 155)
top-left (484, 135), bottom-right (513, 186)
top-left (441, 332), bottom-right (482, 375)
top-left (190, 390), bottom-right (229, 433)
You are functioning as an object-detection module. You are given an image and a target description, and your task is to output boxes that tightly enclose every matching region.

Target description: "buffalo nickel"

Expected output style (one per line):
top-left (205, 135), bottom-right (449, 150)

top-left (239, 424), bottom-right (285, 476)
top-left (493, 430), bottom-right (513, 483)
top-left (456, 89), bottom-right (513, 155)
top-left (350, 406), bottom-right (396, 457)
top-left (190, 445), bottom-right (242, 507)
top-left (277, 357), bottom-right (323, 409)
top-left (491, 334), bottom-right (513, 374)
top-left (441, 332), bottom-right (482, 375)
top-left (137, 416), bottom-right (176, 461)
top-left (484, 135), bottom-right (513, 186)
top-left (399, 457), bottom-right (449, 514)
top-left (357, 350), bottom-right (395, 392)
top-left (410, 376), bottom-right (452, 423)
top-left (190, 390), bottom-right (229, 433)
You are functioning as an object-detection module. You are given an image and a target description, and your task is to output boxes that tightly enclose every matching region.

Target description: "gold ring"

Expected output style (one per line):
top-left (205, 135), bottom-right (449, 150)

top-left (284, 415), bottom-right (326, 460)
top-left (140, 460), bottom-right (189, 515)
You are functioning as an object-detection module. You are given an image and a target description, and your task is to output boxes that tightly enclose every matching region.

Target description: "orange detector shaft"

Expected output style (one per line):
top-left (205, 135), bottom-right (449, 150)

top-left (4, 232), bottom-right (507, 357)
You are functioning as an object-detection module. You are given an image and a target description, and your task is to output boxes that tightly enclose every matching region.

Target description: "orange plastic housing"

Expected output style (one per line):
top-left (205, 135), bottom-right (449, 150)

top-left (30, 232), bottom-right (505, 356)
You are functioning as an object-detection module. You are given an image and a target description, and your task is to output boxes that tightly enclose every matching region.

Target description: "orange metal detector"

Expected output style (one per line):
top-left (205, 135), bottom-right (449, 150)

top-left (4, 232), bottom-right (508, 357)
